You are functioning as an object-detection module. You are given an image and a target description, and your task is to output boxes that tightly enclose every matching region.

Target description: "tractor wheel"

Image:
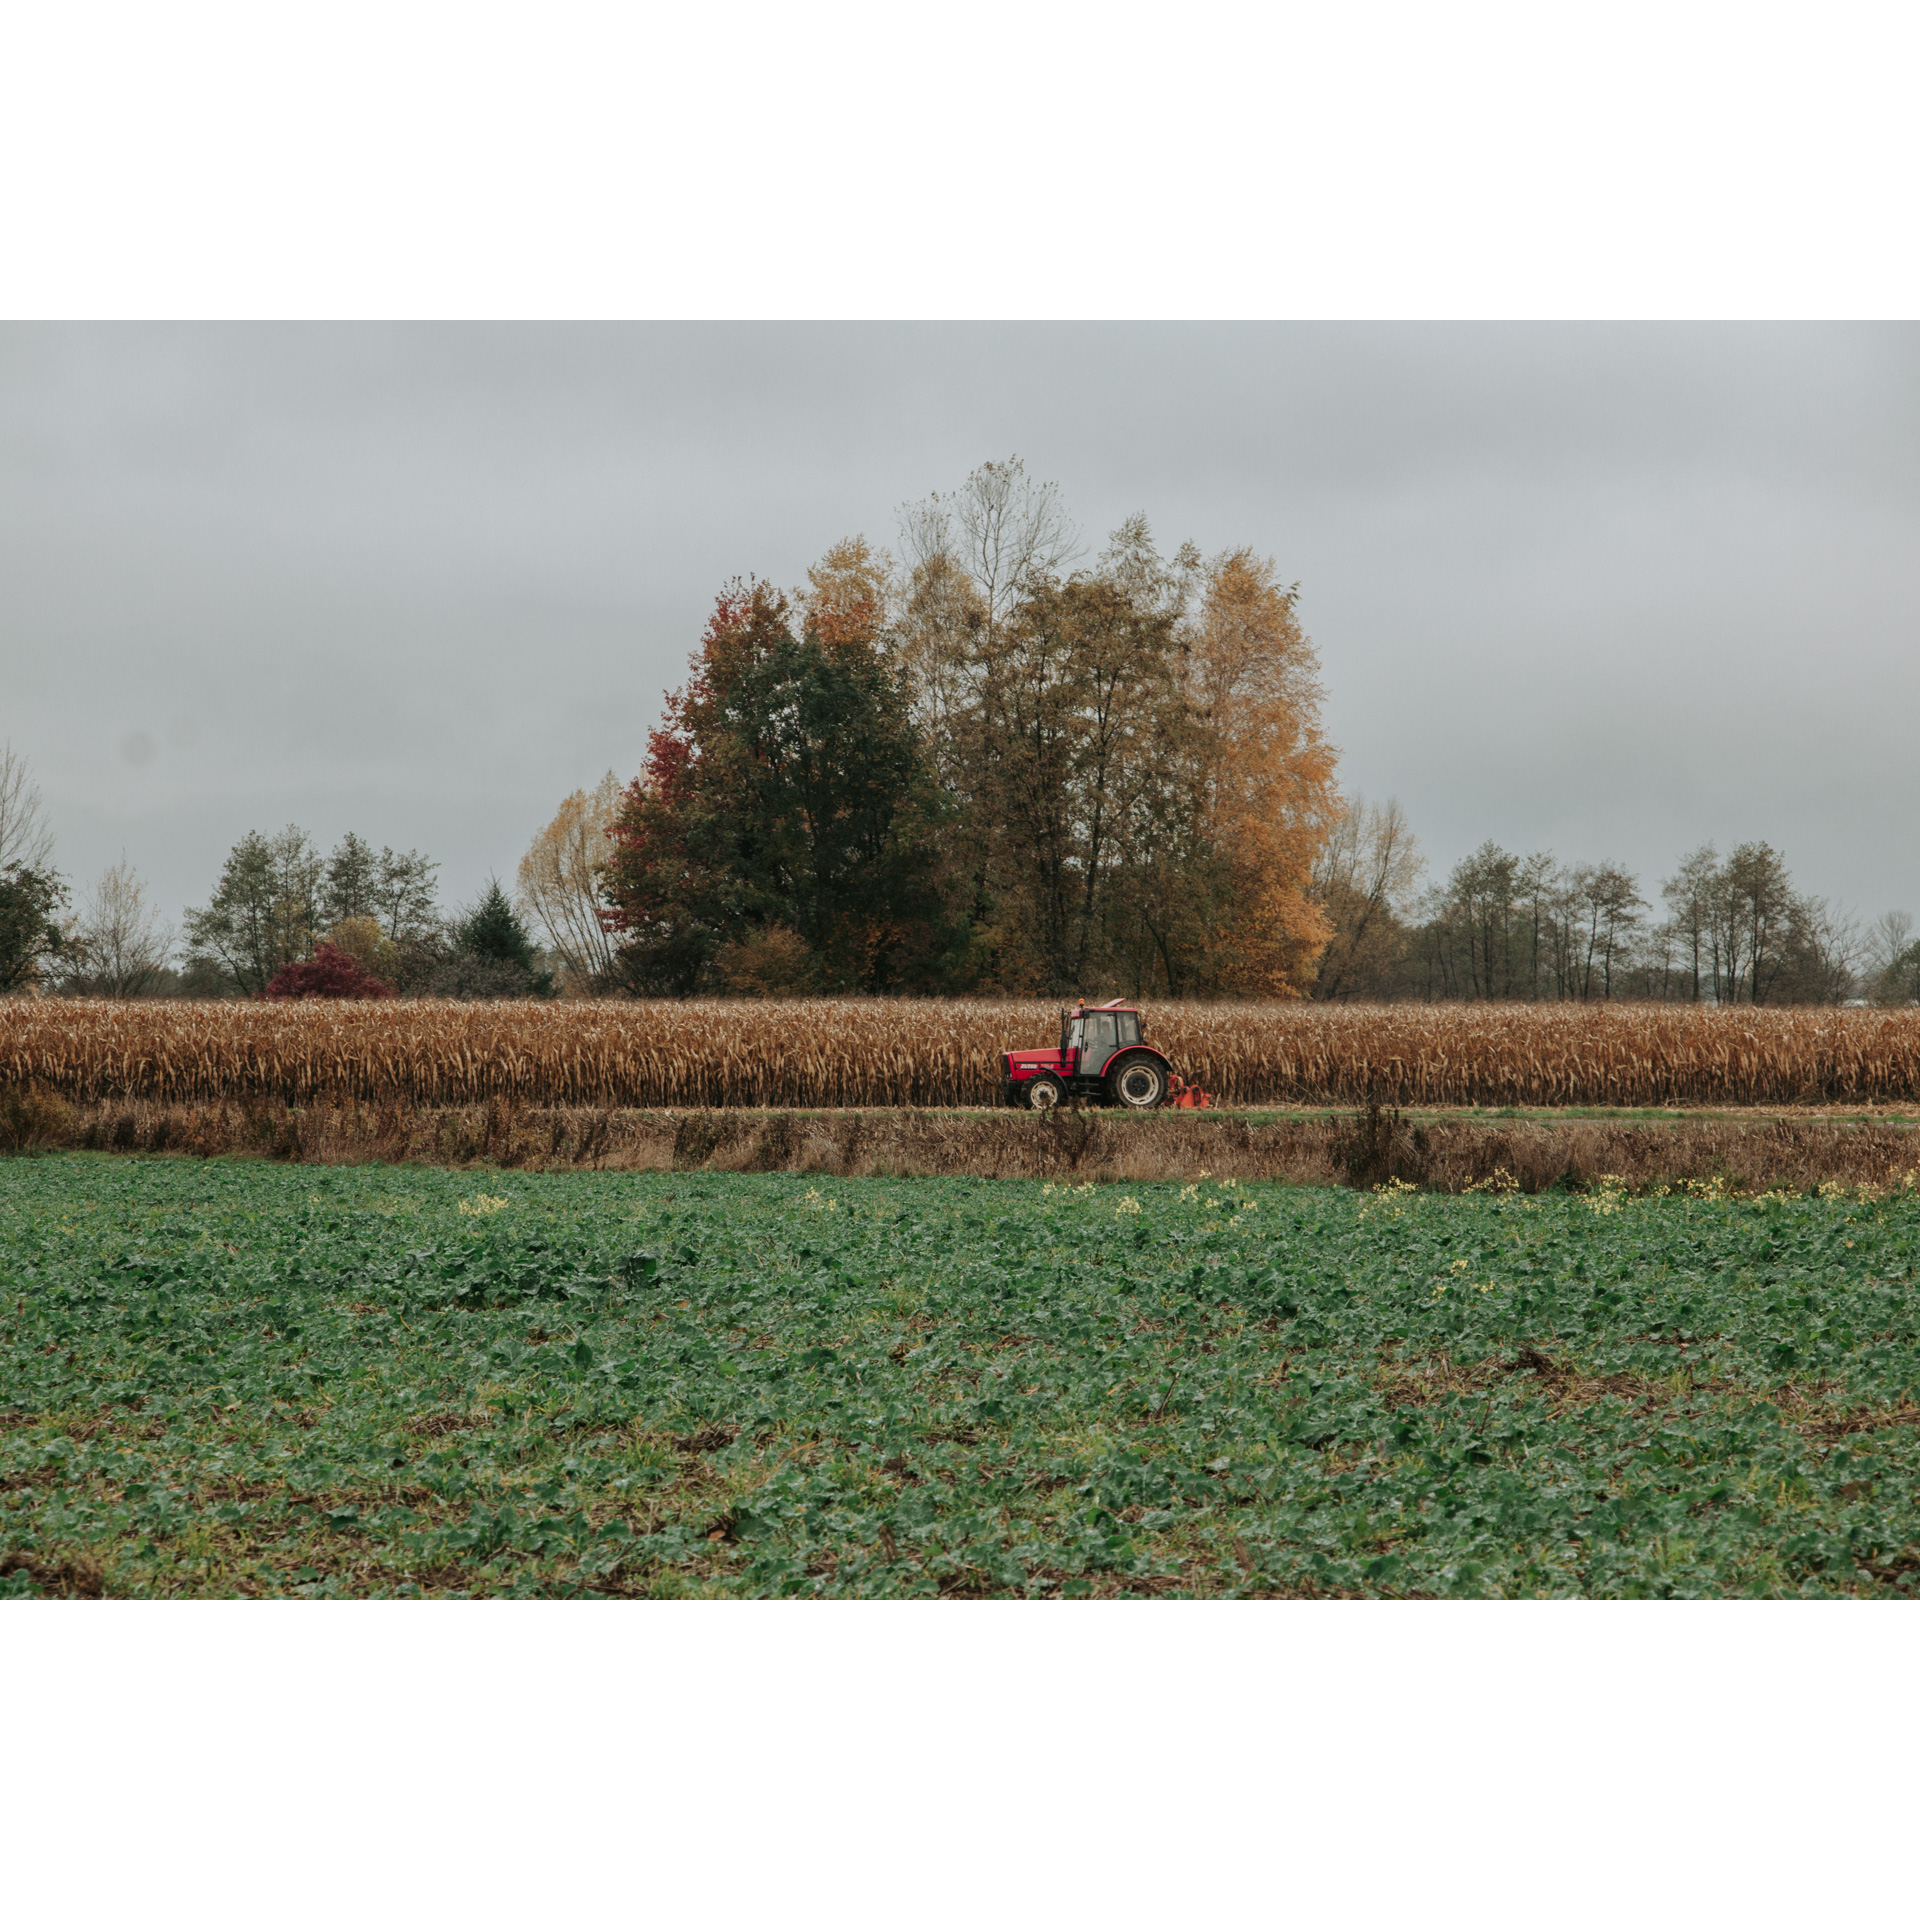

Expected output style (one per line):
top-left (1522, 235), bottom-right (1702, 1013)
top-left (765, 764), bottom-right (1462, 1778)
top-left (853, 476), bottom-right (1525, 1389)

top-left (1025, 1072), bottom-right (1065, 1112)
top-left (1109, 1056), bottom-right (1167, 1110)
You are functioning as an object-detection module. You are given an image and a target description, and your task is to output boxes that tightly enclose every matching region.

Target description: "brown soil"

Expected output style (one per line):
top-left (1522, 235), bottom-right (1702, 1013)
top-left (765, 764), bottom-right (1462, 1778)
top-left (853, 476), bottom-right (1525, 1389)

top-left (1, 1550), bottom-right (106, 1598)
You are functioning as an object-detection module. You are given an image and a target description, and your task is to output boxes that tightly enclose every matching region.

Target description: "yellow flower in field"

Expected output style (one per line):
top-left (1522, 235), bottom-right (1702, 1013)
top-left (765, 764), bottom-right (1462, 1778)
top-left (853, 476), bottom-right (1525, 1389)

top-left (458, 1195), bottom-right (509, 1217)
top-left (1463, 1169), bottom-right (1519, 1198)
top-left (1581, 1173), bottom-right (1631, 1216)
top-left (1115, 1196), bottom-right (1142, 1216)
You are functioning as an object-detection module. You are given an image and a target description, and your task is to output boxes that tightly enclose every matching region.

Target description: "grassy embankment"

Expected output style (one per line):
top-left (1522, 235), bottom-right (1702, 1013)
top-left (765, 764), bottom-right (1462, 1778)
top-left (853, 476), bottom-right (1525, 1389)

top-left (10, 1093), bottom-right (1920, 1193)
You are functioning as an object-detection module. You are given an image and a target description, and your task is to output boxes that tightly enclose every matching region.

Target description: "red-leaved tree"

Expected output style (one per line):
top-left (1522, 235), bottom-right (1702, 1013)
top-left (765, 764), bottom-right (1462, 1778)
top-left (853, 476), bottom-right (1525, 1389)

top-left (260, 941), bottom-right (398, 1000)
top-left (602, 582), bottom-right (958, 995)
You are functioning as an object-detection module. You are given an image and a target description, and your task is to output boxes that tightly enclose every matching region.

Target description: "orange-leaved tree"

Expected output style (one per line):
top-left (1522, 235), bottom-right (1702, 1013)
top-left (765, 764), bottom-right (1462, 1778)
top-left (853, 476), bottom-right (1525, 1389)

top-left (1183, 548), bottom-right (1342, 996)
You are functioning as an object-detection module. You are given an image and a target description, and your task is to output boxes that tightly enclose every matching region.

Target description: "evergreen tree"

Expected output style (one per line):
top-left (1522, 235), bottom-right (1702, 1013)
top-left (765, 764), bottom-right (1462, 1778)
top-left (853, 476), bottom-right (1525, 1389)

top-left (458, 878), bottom-right (538, 969)
top-left (448, 879), bottom-right (553, 997)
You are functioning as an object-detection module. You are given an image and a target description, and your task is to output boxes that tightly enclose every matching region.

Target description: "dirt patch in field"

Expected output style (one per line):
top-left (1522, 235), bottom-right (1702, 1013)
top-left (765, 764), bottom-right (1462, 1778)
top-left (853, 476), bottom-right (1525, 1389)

top-left (1786, 1396), bottom-right (1920, 1441)
top-left (1375, 1348), bottom-right (1694, 1414)
top-left (405, 1411), bottom-right (494, 1438)
top-left (1, 1550), bottom-right (106, 1598)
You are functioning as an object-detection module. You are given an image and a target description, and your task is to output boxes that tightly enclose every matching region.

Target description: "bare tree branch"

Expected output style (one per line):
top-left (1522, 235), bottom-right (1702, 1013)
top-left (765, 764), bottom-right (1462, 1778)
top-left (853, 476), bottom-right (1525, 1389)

top-left (0, 742), bottom-right (54, 871)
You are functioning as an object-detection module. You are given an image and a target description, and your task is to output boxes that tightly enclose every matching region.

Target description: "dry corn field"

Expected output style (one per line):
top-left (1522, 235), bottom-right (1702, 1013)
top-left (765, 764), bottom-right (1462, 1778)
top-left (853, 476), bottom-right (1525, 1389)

top-left (7, 998), bottom-right (1920, 1109)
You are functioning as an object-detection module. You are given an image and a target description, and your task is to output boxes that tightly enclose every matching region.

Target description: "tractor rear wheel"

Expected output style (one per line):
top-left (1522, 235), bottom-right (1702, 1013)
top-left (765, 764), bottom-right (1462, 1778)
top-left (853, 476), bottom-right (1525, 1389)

top-left (1024, 1072), bottom-right (1065, 1112)
top-left (1109, 1056), bottom-right (1167, 1110)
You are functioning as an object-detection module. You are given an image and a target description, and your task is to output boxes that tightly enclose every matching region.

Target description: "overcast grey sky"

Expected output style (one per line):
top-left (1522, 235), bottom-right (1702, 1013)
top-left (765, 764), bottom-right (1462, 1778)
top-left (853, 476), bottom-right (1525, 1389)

top-left (2, 323), bottom-right (1915, 932)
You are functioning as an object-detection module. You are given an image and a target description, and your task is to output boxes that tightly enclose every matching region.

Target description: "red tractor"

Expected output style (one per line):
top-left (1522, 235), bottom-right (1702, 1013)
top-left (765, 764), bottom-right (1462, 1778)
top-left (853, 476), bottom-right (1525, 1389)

top-left (1002, 999), bottom-right (1212, 1111)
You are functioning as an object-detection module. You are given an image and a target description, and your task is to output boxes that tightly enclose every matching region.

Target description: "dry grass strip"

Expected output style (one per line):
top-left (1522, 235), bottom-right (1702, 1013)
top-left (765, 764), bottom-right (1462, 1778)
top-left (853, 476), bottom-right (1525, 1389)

top-left (14, 1096), bottom-right (1920, 1193)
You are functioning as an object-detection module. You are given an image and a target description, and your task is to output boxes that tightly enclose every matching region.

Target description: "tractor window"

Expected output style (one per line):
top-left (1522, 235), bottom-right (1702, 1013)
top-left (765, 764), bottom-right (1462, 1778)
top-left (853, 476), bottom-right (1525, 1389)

top-left (1068, 1018), bottom-right (1084, 1052)
top-left (1117, 1014), bottom-right (1139, 1046)
top-left (1087, 1012), bottom-right (1117, 1050)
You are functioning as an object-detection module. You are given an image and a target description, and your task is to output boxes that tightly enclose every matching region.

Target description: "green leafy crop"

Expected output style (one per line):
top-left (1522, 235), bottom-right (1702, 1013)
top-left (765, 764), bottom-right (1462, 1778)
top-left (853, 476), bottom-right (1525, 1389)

top-left (3, 1158), bottom-right (1917, 1597)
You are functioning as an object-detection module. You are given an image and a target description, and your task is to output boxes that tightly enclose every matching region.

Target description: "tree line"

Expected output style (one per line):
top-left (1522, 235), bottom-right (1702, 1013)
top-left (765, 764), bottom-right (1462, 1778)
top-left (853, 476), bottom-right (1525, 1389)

top-left (0, 749), bottom-right (554, 1001)
top-left (4, 457), bottom-right (1918, 1006)
top-left (1312, 800), bottom-right (1919, 1007)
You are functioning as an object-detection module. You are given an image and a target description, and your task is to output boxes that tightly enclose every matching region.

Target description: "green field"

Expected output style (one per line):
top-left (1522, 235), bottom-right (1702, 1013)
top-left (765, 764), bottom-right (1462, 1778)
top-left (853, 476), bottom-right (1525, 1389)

top-left (4, 1153), bottom-right (1918, 1598)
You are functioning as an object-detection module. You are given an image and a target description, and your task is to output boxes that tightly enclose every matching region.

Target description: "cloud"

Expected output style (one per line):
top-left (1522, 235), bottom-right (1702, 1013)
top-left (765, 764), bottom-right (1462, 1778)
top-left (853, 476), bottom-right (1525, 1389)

top-left (3, 323), bottom-right (1914, 922)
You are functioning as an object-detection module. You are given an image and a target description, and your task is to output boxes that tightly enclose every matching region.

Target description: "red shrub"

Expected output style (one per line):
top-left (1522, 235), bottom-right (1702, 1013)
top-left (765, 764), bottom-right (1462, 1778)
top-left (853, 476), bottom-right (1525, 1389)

top-left (260, 943), bottom-right (397, 1000)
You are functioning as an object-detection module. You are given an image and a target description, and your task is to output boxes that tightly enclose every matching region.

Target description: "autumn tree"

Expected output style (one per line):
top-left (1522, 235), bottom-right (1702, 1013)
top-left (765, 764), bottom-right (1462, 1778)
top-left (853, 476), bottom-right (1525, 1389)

top-left (608, 467), bottom-right (1345, 1001)
top-left (972, 569), bottom-right (1184, 991)
top-left (891, 483), bottom-right (1342, 998)
top-left (322, 916), bottom-right (399, 983)
top-left (1168, 547), bottom-right (1340, 996)
top-left (1656, 841), bottom-right (1800, 1004)
top-left (1778, 896), bottom-right (1864, 1004)
top-left (1388, 838), bottom-right (1864, 1005)
top-left (261, 942), bottom-right (397, 1000)
top-left (797, 534), bottom-right (895, 649)
top-left (518, 772), bottom-right (621, 995)
top-left (369, 849), bottom-right (440, 945)
top-left (604, 582), bottom-right (958, 995)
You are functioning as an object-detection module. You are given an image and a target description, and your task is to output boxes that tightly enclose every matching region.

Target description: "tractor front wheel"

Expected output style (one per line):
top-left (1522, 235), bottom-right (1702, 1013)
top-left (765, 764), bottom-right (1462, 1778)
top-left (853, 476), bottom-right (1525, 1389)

top-left (1024, 1072), bottom-right (1066, 1112)
top-left (1109, 1057), bottom-right (1168, 1110)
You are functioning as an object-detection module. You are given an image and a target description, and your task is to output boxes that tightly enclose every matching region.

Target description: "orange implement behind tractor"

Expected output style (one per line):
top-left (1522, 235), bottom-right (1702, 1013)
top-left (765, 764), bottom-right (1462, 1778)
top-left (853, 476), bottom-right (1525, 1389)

top-left (1001, 999), bottom-right (1213, 1112)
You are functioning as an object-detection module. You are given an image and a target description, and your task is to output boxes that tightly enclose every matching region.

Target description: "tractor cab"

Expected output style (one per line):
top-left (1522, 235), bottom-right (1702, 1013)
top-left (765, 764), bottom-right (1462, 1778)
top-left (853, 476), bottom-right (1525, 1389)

top-left (1002, 997), bottom-right (1205, 1111)
top-left (1065, 1003), bottom-right (1141, 1079)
